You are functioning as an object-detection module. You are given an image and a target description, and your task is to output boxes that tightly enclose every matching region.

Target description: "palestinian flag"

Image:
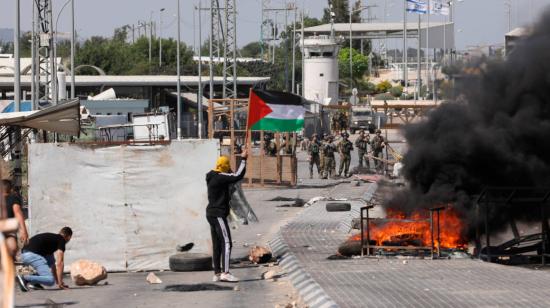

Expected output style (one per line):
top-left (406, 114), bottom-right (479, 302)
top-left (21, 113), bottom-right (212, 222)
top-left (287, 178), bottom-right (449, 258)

top-left (247, 89), bottom-right (306, 132)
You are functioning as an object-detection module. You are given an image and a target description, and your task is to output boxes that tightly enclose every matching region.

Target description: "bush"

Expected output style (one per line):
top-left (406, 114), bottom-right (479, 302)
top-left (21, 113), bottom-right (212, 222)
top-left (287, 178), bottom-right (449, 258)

top-left (389, 85), bottom-right (403, 97)
top-left (357, 80), bottom-right (376, 95)
top-left (374, 93), bottom-right (395, 101)
top-left (375, 80), bottom-right (392, 93)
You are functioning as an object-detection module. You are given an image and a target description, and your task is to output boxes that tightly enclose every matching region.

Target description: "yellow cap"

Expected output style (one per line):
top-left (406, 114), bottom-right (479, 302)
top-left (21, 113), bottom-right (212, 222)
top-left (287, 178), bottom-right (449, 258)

top-left (214, 156), bottom-right (231, 173)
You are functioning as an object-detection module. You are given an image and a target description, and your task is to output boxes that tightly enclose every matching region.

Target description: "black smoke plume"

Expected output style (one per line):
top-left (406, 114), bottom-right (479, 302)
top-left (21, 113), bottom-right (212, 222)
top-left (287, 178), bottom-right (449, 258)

top-left (385, 9), bottom-right (550, 238)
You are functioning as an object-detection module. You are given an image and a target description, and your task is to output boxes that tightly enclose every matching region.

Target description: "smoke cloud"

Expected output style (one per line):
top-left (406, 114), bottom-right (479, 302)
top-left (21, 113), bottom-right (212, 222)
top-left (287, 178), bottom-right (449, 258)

top-left (385, 9), bottom-right (550, 238)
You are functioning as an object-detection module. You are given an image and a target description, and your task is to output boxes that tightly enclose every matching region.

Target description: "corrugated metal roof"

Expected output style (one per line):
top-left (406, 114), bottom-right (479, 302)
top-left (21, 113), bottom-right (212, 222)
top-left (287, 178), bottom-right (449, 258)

top-left (304, 22), bottom-right (452, 33)
top-left (0, 75), bottom-right (270, 88)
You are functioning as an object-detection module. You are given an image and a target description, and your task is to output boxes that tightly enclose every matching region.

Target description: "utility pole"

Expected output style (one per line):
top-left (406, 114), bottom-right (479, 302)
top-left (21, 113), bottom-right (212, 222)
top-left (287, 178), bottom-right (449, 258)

top-left (149, 11), bottom-right (153, 65)
top-left (197, 2), bottom-right (203, 138)
top-left (272, 12), bottom-right (277, 64)
top-left (291, 6), bottom-right (297, 94)
top-left (14, 0), bottom-right (22, 189)
top-left (349, 5), bottom-right (353, 88)
top-left (49, 2), bottom-right (57, 105)
top-left (31, 2), bottom-right (35, 109)
top-left (416, 14), bottom-right (421, 100)
top-left (209, 2), bottom-right (215, 103)
top-left (427, 0), bottom-right (431, 101)
top-left (159, 8), bottom-right (165, 67)
top-left (403, 0), bottom-right (408, 91)
top-left (176, 0), bottom-right (182, 139)
top-left (71, 0), bottom-right (75, 98)
top-left (300, 10), bottom-right (304, 96)
top-left (14, 0), bottom-right (20, 112)
top-left (284, 1), bottom-right (289, 92)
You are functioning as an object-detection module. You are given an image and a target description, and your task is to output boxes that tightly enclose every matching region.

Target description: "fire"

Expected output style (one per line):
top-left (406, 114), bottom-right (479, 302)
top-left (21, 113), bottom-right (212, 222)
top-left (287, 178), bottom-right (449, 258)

top-left (351, 206), bottom-right (466, 249)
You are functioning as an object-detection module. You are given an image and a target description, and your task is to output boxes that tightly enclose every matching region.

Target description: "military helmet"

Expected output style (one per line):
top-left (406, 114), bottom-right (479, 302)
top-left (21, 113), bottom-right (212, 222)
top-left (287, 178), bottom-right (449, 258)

top-left (376, 129), bottom-right (382, 134)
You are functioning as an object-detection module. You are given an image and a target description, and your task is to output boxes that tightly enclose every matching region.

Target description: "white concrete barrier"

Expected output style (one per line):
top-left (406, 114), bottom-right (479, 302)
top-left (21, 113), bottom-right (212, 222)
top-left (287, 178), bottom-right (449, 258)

top-left (28, 140), bottom-right (218, 271)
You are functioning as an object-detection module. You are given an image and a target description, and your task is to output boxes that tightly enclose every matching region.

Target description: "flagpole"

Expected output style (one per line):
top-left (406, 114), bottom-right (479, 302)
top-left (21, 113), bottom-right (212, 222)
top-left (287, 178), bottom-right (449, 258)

top-left (403, 0), bottom-right (408, 91)
top-left (245, 88), bottom-right (253, 148)
top-left (416, 14), bottom-right (421, 101)
top-left (427, 0), bottom-right (431, 101)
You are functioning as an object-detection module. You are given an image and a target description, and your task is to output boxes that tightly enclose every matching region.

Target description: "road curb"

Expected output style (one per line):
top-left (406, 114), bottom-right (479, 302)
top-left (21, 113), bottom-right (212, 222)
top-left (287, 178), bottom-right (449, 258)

top-left (269, 232), bottom-right (339, 308)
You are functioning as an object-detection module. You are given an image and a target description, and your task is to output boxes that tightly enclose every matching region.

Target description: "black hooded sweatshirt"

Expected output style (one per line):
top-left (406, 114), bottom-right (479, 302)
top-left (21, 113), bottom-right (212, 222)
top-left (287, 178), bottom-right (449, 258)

top-left (205, 160), bottom-right (247, 217)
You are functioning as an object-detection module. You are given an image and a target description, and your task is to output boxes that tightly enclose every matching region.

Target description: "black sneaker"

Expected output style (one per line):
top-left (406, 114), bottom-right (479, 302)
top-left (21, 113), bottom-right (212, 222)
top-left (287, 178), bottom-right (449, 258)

top-left (27, 283), bottom-right (45, 290)
top-left (16, 274), bottom-right (29, 292)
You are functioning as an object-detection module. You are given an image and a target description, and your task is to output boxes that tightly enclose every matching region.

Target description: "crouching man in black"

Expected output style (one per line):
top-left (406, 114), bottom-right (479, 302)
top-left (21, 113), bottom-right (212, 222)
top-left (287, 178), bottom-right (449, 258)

top-left (16, 227), bottom-right (72, 291)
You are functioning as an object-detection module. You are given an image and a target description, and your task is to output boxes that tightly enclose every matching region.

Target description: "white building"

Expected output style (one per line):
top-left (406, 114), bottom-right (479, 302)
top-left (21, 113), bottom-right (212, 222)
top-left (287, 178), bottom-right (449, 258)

top-left (301, 35), bottom-right (340, 108)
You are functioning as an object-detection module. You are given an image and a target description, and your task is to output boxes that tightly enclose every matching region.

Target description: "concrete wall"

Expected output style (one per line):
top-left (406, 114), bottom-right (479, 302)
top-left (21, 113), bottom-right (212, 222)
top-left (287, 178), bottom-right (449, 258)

top-left (28, 140), bottom-right (218, 271)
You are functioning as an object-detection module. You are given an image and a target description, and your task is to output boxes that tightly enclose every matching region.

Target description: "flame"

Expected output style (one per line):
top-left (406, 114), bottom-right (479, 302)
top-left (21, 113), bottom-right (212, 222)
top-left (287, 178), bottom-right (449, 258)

top-left (350, 206), bottom-right (466, 249)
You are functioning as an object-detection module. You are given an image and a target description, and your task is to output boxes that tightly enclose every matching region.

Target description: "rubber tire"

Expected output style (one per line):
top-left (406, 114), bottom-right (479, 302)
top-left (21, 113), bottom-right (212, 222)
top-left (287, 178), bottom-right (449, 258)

top-left (169, 253), bottom-right (212, 272)
top-left (326, 202), bottom-right (351, 212)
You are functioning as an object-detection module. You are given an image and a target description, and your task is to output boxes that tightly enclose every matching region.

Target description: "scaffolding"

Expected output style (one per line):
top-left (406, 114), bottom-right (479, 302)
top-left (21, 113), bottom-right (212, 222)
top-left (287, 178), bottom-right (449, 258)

top-left (222, 0), bottom-right (237, 99)
top-left (32, 0), bottom-right (57, 105)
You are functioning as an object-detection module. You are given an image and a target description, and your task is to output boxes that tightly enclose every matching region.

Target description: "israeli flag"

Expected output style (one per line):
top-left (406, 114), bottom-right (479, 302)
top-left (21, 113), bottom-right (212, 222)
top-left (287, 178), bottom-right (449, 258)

top-left (407, 0), bottom-right (428, 14)
top-left (430, 0), bottom-right (450, 15)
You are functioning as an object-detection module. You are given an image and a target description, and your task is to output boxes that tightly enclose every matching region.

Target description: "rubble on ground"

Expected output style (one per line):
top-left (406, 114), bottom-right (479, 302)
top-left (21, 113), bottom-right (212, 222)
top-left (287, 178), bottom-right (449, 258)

top-left (146, 272), bottom-right (162, 284)
top-left (70, 259), bottom-right (108, 286)
top-left (249, 245), bottom-right (273, 264)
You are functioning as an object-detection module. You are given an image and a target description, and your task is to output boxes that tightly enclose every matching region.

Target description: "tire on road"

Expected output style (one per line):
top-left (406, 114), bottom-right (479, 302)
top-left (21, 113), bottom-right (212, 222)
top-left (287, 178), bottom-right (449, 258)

top-left (169, 253), bottom-right (212, 272)
top-left (326, 202), bottom-right (351, 212)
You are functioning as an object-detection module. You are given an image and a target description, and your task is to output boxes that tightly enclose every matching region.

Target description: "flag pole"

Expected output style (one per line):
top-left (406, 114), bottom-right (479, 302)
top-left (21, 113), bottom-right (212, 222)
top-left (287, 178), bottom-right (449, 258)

top-left (403, 0), bottom-right (408, 91)
top-left (245, 88), bottom-right (253, 149)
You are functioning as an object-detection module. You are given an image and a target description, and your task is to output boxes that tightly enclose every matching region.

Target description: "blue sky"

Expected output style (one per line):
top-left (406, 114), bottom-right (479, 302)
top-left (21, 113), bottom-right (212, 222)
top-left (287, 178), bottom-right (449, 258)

top-left (1, 0), bottom-right (549, 51)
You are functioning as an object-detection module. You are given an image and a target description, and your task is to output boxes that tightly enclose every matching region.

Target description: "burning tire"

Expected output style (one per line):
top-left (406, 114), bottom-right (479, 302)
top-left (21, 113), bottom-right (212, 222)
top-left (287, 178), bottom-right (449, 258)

top-left (169, 253), bottom-right (212, 272)
top-left (326, 202), bottom-right (351, 212)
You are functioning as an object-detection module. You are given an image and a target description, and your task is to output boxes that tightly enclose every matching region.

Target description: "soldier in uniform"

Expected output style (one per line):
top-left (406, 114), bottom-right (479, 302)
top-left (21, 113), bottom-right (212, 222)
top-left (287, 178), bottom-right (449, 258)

top-left (307, 134), bottom-right (321, 179)
top-left (339, 112), bottom-right (348, 133)
top-left (332, 113), bottom-right (340, 134)
top-left (263, 134), bottom-right (277, 156)
top-left (338, 132), bottom-right (354, 177)
top-left (371, 129), bottom-right (386, 174)
top-left (355, 130), bottom-right (370, 169)
top-left (319, 134), bottom-right (327, 177)
top-left (322, 135), bottom-right (337, 179)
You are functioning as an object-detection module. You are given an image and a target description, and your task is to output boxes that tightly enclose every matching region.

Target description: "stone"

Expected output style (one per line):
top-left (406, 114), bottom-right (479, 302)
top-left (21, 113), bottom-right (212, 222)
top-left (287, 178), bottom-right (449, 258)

top-left (262, 270), bottom-right (277, 280)
top-left (249, 246), bottom-right (273, 264)
top-left (146, 272), bottom-right (162, 284)
top-left (70, 260), bottom-right (108, 286)
top-left (233, 285), bottom-right (240, 291)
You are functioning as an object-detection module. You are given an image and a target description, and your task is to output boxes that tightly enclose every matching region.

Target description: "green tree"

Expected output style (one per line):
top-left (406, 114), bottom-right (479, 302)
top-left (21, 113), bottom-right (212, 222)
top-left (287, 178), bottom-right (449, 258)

top-left (240, 42), bottom-right (262, 58)
top-left (73, 26), bottom-right (194, 75)
top-left (322, 0), bottom-right (361, 23)
top-left (338, 47), bottom-right (369, 82)
top-left (389, 85), bottom-right (403, 97)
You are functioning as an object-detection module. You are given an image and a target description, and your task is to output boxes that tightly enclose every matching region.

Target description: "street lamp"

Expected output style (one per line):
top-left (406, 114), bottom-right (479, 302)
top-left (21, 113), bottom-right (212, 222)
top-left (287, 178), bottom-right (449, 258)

top-left (159, 8), bottom-right (165, 67)
top-left (349, 6), bottom-right (369, 88)
top-left (176, 0), bottom-right (181, 139)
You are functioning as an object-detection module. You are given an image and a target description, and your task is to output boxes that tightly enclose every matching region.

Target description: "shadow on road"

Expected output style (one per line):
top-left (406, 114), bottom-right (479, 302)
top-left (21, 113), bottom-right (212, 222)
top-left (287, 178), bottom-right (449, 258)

top-left (163, 283), bottom-right (234, 292)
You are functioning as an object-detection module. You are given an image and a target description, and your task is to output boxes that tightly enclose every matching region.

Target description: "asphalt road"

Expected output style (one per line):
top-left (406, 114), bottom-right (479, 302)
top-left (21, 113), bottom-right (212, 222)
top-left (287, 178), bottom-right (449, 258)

top-left (14, 129), bottom-right (405, 308)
